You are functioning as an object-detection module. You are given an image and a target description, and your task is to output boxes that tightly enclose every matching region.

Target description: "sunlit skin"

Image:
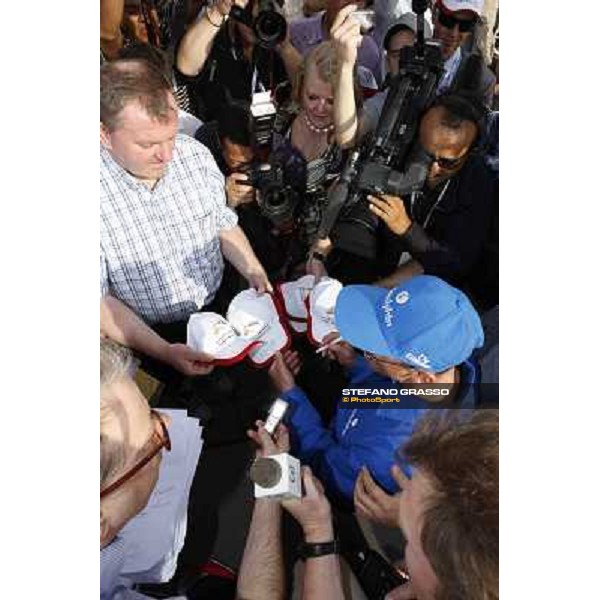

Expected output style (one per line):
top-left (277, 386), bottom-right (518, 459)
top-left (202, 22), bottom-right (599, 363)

top-left (100, 93), bottom-right (179, 186)
top-left (100, 378), bottom-right (171, 548)
top-left (394, 467), bottom-right (440, 599)
top-left (419, 106), bottom-right (477, 189)
top-left (301, 66), bottom-right (334, 130)
top-left (433, 8), bottom-right (476, 60)
top-left (222, 136), bottom-right (254, 171)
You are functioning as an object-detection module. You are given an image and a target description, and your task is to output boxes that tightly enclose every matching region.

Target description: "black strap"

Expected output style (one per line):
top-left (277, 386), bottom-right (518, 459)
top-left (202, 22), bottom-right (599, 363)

top-left (334, 510), bottom-right (409, 600)
top-left (299, 539), bottom-right (339, 560)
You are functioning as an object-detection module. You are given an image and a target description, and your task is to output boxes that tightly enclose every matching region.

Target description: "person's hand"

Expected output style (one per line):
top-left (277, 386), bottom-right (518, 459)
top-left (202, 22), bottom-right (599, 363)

top-left (225, 173), bottom-right (254, 208)
top-left (385, 582), bottom-right (417, 600)
top-left (306, 254), bottom-right (328, 282)
top-left (330, 4), bottom-right (362, 67)
top-left (246, 267), bottom-right (273, 294)
top-left (166, 343), bottom-right (214, 376)
top-left (306, 237), bottom-right (332, 282)
top-left (268, 351), bottom-right (298, 394)
top-left (354, 465), bottom-right (402, 528)
top-left (247, 419), bottom-right (290, 457)
top-left (368, 194), bottom-right (412, 236)
top-left (321, 332), bottom-right (357, 368)
top-left (282, 466), bottom-right (334, 542)
top-left (212, 0), bottom-right (249, 18)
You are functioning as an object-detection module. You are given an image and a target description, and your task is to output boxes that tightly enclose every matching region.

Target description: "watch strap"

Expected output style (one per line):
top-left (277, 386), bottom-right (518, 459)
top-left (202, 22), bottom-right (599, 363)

top-left (299, 539), bottom-right (339, 560)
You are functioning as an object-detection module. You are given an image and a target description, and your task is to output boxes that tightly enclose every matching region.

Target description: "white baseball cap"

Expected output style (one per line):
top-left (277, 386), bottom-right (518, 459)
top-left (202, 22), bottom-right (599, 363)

top-left (186, 312), bottom-right (259, 366)
top-left (227, 289), bottom-right (291, 367)
top-left (438, 0), bottom-right (483, 16)
top-left (276, 275), bottom-right (316, 334)
top-left (306, 277), bottom-right (343, 345)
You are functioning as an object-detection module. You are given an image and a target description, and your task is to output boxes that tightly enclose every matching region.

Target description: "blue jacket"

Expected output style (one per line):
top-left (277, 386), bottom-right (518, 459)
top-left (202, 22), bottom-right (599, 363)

top-left (281, 355), bottom-right (480, 505)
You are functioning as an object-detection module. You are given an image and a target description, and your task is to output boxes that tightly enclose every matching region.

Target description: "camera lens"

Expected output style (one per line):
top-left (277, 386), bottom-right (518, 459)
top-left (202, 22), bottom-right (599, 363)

top-left (255, 11), bottom-right (286, 47)
top-left (264, 188), bottom-right (286, 207)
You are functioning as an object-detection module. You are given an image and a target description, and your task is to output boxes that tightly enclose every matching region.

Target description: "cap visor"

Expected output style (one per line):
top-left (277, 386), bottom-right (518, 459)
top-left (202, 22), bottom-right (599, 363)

top-left (212, 339), bottom-right (260, 365)
top-left (309, 318), bottom-right (338, 345)
top-left (334, 286), bottom-right (396, 356)
top-left (249, 322), bottom-right (290, 367)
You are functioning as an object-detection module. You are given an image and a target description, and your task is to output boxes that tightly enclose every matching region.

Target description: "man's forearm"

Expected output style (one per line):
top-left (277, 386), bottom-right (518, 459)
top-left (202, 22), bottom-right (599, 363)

top-left (219, 225), bottom-right (264, 279)
top-left (100, 0), bottom-right (125, 60)
top-left (376, 259), bottom-right (424, 288)
top-left (177, 7), bottom-right (225, 76)
top-left (334, 63), bottom-right (358, 148)
top-left (100, 296), bottom-right (171, 363)
top-left (301, 520), bottom-right (344, 600)
top-left (277, 40), bottom-right (303, 82)
top-left (237, 499), bottom-right (284, 600)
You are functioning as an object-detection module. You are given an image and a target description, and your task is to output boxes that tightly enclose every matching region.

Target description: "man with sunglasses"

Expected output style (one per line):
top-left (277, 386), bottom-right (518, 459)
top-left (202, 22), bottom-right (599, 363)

top-left (433, 0), bottom-right (495, 105)
top-left (267, 274), bottom-right (488, 505)
top-left (369, 92), bottom-right (498, 312)
top-left (101, 339), bottom-right (203, 599)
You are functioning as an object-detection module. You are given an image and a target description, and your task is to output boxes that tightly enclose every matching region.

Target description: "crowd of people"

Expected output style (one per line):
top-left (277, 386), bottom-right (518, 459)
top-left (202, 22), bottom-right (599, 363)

top-left (100, 0), bottom-right (499, 598)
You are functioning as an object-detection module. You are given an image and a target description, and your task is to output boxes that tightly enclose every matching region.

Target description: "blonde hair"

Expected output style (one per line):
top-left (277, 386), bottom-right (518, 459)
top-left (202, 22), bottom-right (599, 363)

top-left (292, 41), bottom-right (362, 110)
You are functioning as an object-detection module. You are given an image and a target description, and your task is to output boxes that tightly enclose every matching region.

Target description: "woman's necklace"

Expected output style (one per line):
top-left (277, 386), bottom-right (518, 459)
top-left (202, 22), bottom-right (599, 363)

top-left (302, 111), bottom-right (335, 135)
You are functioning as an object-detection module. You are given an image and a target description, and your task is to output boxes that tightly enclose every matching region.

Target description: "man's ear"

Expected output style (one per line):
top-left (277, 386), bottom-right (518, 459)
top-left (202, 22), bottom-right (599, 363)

top-left (418, 371), bottom-right (437, 384)
top-left (100, 122), bottom-right (112, 150)
top-left (100, 509), bottom-right (115, 548)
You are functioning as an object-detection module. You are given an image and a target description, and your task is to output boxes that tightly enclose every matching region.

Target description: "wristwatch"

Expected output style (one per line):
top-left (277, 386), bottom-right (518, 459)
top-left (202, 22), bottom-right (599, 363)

top-left (299, 540), bottom-right (339, 560)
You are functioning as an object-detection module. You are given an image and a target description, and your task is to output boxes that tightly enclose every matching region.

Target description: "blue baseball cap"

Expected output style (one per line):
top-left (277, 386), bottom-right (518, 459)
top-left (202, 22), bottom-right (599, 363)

top-left (334, 276), bottom-right (484, 373)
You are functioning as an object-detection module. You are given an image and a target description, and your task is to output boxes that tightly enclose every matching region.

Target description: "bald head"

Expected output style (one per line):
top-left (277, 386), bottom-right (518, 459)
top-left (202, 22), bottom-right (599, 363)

top-left (419, 100), bottom-right (479, 188)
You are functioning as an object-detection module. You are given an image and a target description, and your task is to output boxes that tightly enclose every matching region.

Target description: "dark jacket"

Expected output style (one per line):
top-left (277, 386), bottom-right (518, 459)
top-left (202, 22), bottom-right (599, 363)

top-left (398, 154), bottom-right (498, 310)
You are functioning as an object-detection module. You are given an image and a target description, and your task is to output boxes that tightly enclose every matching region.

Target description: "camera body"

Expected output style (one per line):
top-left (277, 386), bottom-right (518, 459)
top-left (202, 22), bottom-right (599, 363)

top-left (319, 2), bottom-right (446, 259)
top-left (245, 162), bottom-right (300, 228)
top-left (229, 0), bottom-right (287, 49)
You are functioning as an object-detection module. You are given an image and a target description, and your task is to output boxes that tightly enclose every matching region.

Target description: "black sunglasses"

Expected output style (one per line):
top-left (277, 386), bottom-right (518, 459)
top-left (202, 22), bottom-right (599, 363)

top-left (423, 148), bottom-right (467, 170)
top-left (437, 10), bottom-right (477, 33)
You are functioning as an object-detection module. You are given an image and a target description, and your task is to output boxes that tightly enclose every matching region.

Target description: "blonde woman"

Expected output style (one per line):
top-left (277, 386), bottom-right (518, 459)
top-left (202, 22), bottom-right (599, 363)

top-left (271, 38), bottom-right (361, 275)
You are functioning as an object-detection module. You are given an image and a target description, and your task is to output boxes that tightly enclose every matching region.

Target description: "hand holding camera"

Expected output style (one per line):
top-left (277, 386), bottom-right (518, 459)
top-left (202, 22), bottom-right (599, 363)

top-left (225, 173), bottom-right (255, 208)
top-left (247, 419), bottom-right (290, 458)
top-left (368, 194), bottom-right (412, 236)
top-left (330, 4), bottom-right (363, 67)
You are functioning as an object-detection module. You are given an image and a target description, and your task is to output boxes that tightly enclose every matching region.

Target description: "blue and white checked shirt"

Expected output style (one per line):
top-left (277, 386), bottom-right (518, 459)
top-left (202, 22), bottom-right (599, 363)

top-left (100, 135), bottom-right (238, 324)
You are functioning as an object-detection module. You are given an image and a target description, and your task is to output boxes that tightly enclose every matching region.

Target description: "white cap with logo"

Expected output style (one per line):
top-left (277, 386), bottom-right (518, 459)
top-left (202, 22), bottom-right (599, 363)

top-left (186, 312), bottom-right (259, 366)
top-left (227, 289), bottom-right (291, 367)
top-left (438, 0), bottom-right (483, 16)
top-left (306, 277), bottom-right (343, 345)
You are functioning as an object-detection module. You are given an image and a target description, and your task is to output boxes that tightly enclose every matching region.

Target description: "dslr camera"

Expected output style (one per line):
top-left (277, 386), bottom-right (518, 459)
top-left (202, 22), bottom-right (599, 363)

top-left (244, 161), bottom-right (300, 229)
top-left (230, 0), bottom-right (287, 49)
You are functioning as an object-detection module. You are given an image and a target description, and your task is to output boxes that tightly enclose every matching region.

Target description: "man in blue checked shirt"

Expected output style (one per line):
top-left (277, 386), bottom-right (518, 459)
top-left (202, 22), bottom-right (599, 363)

top-left (100, 58), bottom-right (272, 382)
top-left (268, 275), bottom-right (491, 507)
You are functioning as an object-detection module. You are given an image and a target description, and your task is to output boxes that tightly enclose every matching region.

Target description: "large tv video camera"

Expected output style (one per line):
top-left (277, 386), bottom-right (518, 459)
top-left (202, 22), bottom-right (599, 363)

top-left (318, 0), bottom-right (445, 259)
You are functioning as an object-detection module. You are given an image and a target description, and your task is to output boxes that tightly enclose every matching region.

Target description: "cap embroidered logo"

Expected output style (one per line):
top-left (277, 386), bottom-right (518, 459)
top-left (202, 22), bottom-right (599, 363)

top-left (404, 352), bottom-right (431, 370)
top-left (382, 289), bottom-right (396, 327)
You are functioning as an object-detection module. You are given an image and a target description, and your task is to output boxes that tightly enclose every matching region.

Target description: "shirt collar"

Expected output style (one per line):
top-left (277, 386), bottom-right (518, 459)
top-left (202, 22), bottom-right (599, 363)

top-left (100, 144), bottom-right (173, 195)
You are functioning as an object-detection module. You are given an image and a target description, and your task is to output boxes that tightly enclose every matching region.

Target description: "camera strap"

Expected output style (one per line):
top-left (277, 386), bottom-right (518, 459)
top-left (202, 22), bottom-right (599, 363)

top-left (410, 179), bottom-right (450, 231)
top-left (334, 509), bottom-right (409, 599)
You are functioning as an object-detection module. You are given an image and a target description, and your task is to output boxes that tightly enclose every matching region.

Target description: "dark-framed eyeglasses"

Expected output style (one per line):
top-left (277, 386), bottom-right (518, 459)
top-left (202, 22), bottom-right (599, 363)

top-left (437, 10), bottom-right (477, 33)
top-left (100, 409), bottom-right (171, 499)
